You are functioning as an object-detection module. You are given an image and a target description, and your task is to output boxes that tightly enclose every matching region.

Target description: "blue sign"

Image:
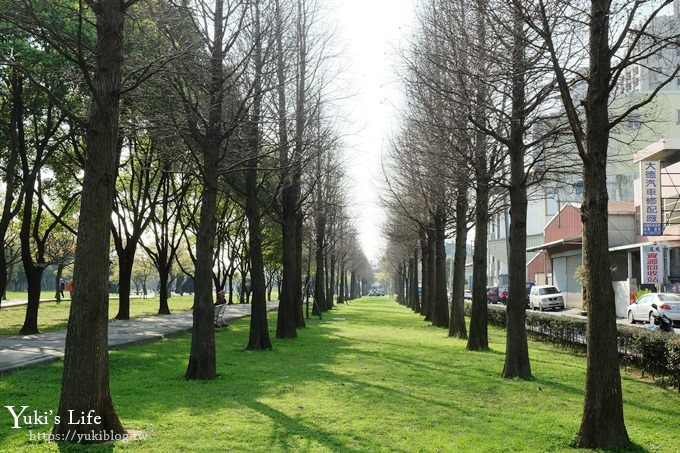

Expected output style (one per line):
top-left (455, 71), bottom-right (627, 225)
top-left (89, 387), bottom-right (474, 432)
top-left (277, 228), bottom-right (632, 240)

top-left (643, 223), bottom-right (662, 236)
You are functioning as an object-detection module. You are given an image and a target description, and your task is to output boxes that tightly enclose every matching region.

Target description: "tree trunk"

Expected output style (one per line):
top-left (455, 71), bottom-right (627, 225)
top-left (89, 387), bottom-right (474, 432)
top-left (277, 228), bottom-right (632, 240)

top-left (449, 190), bottom-right (468, 338)
top-left (337, 264), bottom-right (345, 304)
top-left (115, 251), bottom-right (133, 320)
top-left (467, 180), bottom-right (489, 351)
top-left (245, 0), bottom-right (271, 350)
top-left (53, 0), bottom-right (126, 439)
top-left (18, 105), bottom-right (42, 335)
top-left (327, 253), bottom-right (336, 309)
top-left (294, 210), bottom-right (305, 325)
top-left (574, 2), bottom-right (629, 447)
top-left (427, 226), bottom-right (436, 322)
top-left (419, 232), bottom-right (429, 318)
top-left (157, 260), bottom-right (171, 315)
top-left (245, 188), bottom-right (272, 349)
top-left (312, 209), bottom-right (326, 315)
top-left (186, 0), bottom-right (225, 380)
top-left (0, 70), bottom-right (23, 309)
top-left (19, 266), bottom-right (43, 335)
top-left (502, 3), bottom-right (531, 379)
top-left (228, 271), bottom-right (235, 304)
top-left (411, 250), bottom-right (420, 312)
top-left (245, 158), bottom-right (271, 349)
top-left (349, 271), bottom-right (356, 300)
top-left (432, 207), bottom-right (449, 327)
top-left (466, 0), bottom-right (490, 352)
top-left (273, 0), bottom-right (299, 338)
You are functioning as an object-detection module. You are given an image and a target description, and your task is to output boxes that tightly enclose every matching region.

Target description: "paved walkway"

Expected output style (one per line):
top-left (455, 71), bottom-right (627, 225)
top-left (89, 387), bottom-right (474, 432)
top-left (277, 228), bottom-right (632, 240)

top-left (0, 302), bottom-right (278, 374)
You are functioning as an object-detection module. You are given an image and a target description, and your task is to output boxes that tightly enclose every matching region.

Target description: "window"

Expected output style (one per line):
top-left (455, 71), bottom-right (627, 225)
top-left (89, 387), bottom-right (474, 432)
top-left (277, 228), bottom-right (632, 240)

top-left (663, 197), bottom-right (680, 224)
top-left (628, 113), bottom-right (641, 129)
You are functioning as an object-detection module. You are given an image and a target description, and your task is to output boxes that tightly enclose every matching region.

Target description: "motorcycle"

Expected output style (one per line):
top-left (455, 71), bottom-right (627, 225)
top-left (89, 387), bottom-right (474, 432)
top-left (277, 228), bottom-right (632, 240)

top-left (643, 303), bottom-right (676, 334)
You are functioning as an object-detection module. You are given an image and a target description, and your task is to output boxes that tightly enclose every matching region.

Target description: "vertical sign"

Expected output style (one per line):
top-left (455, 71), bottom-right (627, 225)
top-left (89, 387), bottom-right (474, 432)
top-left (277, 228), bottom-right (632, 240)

top-left (641, 161), bottom-right (662, 236)
top-left (641, 244), bottom-right (664, 285)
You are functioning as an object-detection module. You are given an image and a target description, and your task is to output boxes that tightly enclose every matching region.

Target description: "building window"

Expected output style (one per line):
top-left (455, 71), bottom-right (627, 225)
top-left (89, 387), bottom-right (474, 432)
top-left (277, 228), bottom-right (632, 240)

top-left (628, 113), bottom-right (641, 129)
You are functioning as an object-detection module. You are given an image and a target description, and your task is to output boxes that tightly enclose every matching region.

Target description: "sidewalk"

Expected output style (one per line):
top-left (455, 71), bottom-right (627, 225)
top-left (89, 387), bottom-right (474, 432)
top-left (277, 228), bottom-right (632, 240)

top-left (0, 293), bottom-right (160, 309)
top-left (0, 302), bottom-right (278, 374)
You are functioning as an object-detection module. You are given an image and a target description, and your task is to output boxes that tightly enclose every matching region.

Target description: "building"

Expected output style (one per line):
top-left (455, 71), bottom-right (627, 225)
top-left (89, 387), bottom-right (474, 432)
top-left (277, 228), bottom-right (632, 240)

top-left (486, 2), bottom-right (680, 309)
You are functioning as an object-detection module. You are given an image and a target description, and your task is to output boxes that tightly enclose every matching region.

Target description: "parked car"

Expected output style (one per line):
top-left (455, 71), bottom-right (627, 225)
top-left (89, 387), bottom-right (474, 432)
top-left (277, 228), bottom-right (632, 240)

top-left (486, 286), bottom-right (499, 304)
top-left (529, 285), bottom-right (565, 311)
top-left (464, 289), bottom-right (472, 301)
top-left (627, 292), bottom-right (680, 326)
top-left (525, 282), bottom-right (535, 308)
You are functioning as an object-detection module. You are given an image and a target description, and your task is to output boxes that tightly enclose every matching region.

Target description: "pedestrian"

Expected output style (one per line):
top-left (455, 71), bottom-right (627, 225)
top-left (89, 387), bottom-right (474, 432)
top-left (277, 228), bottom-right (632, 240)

top-left (59, 278), bottom-right (65, 297)
top-left (501, 288), bottom-right (508, 305)
top-left (215, 289), bottom-right (226, 306)
top-left (66, 279), bottom-right (74, 298)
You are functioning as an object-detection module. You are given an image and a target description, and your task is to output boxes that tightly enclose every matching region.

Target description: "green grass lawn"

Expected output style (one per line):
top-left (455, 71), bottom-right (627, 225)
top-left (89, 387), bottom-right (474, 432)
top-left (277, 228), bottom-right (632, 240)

top-left (1, 297), bottom-right (679, 452)
top-left (0, 295), bottom-right (195, 336)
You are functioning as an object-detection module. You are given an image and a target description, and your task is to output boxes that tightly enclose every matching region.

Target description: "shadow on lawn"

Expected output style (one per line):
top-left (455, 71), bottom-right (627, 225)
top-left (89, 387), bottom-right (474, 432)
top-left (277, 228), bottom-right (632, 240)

top-left (240, 399), bottom-right (365, 453)
top-left (2, 298), bottom-right (667, 452)
top-left (102, 319), bottom-right (366, 451)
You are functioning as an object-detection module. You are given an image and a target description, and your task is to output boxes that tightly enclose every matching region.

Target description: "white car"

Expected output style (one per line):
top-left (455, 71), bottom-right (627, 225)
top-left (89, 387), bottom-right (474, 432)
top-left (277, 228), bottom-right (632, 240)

top-left (627, 292), bottom-right (680, 325)
top-left (529, 285), bottom-right (565, 311)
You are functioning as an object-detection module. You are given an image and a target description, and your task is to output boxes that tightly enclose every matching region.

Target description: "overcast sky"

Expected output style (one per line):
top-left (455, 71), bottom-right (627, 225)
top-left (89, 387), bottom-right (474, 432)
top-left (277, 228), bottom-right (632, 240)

top-left (331, 0), bottom-right (415, 263)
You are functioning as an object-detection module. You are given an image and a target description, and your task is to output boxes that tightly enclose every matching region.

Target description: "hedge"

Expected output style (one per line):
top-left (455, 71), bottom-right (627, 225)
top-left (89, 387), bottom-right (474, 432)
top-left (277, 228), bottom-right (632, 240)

top-left (465, 302), bottom-right (680, 390)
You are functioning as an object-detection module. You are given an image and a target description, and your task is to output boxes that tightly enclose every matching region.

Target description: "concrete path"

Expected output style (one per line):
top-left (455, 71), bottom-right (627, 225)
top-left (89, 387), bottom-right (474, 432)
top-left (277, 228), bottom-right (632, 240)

top-left (0, 302), bottom-right (278, 374)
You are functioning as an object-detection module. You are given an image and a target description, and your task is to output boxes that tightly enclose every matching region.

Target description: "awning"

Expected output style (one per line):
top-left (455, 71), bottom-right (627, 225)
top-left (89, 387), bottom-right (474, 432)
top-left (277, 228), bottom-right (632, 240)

top-left (633, 138), bottom-right (680, 166)
top-left (608, 242), bottom-right (656, 252)
top-left (526, 236), bottom-right (582, 252)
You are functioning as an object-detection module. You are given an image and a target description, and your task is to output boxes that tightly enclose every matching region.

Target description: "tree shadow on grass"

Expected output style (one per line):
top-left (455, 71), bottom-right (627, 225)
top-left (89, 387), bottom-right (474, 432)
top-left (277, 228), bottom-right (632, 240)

top-left (57, 440), bottom-right (115, 453)
top-left (240, 399), bottom-right (365, 453)
top-left (2, 300), bottom-right (673, 452)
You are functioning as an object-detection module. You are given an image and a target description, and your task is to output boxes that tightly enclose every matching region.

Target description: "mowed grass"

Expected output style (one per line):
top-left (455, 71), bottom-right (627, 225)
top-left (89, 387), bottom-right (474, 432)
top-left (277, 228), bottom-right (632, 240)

top-left (1, 297), bottom-right (679, 452)
top-left (0, 295), bottom-right (195, 336)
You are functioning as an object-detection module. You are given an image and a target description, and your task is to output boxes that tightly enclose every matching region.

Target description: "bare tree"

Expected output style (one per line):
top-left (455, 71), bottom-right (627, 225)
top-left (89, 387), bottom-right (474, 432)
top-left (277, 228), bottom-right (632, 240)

top-left (523, 0), bottom-right (680, 447)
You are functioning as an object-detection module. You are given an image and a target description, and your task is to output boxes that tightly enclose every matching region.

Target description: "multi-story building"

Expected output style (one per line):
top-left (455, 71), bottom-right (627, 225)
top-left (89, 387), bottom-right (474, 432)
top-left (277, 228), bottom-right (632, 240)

top-left (487, 2), bottom-right (680, 307)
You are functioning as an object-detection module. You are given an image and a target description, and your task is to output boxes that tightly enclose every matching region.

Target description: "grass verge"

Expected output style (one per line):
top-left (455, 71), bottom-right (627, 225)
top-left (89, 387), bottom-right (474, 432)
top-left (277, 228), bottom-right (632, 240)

top-left (0, 295), bottom-right (195, 336)
top-left (0, 297), bottom-right (679, 452)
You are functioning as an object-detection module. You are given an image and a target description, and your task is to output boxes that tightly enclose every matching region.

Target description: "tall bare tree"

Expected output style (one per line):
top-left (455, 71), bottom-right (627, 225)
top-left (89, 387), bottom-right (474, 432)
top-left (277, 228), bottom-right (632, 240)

top-left (525, 0), bottom-right (680, 447)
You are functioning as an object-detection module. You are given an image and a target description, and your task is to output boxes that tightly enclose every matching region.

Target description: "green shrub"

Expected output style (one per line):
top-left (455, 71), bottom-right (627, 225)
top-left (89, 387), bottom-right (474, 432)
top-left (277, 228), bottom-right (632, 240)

top-left (667, 337), bottom-right (680, 391)
top-left (634, 288), bottom-right (652, 300)
top-left (465, 301), bottom-right (679, 389)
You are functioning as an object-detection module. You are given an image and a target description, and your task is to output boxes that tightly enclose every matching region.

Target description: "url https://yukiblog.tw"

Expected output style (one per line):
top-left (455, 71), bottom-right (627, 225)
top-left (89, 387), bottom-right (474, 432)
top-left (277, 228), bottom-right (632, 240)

top-left (28, 429), bottom-right (146, 443)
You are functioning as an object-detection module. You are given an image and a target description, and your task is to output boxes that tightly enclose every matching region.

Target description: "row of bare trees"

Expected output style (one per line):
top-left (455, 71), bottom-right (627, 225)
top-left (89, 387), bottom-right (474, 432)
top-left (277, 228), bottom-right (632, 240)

top-left (1, 0), bottom-right (371, 442)
top-left (384, 0), bottom-right (679, 449)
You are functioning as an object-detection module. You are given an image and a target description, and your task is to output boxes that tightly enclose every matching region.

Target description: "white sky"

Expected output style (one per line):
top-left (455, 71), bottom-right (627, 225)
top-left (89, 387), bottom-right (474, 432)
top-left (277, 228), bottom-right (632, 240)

top-left (330, 0), bottom-right (415, 263)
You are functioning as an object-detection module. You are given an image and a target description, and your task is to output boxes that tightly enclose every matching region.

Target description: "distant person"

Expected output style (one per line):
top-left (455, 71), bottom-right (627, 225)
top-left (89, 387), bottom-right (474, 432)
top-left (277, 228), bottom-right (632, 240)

top-left (66, 279), bottom-right (74, 298)
top-left (501, 288), bottom-right (508, 305)
top-left (59, 278), bottom-right (65, 297)
top-left (215, 289), bottom-right (226, 306)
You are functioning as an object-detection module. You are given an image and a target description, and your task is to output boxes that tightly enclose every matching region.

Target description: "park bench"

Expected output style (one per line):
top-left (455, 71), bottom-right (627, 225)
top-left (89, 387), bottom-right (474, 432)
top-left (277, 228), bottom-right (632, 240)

top-left (214, 303), bottom-right (228, 327)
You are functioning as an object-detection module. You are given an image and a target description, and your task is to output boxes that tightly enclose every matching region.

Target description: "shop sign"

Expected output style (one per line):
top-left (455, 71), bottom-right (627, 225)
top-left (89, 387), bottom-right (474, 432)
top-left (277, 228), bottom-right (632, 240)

top-left (641, 161), bottom-right (662, 236)
top-left (641, 244), bottom-right (664, 284)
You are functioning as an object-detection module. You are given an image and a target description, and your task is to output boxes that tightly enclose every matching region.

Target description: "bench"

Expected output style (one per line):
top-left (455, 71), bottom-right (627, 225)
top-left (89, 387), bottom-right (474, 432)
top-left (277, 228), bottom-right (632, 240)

top-left (214, 303), bottom-right (228, 327)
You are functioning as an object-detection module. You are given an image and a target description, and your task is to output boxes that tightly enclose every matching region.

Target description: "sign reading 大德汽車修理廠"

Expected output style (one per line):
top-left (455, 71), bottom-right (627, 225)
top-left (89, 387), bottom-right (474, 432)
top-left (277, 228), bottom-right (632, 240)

top-left (641, 160), bottom-right (662, 236)
top-left (641, 244), bottom-right (664, 285)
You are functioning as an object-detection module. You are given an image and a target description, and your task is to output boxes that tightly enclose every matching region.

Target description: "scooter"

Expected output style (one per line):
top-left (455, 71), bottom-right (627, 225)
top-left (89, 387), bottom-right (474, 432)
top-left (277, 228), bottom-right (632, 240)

top-left (643, 303), bottom-right (676, 334)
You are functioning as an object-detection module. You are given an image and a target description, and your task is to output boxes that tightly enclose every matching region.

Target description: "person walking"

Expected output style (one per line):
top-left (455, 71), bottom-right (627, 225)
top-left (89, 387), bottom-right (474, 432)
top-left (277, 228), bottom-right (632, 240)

top-left (65, 279), bottom-right (74, 299)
